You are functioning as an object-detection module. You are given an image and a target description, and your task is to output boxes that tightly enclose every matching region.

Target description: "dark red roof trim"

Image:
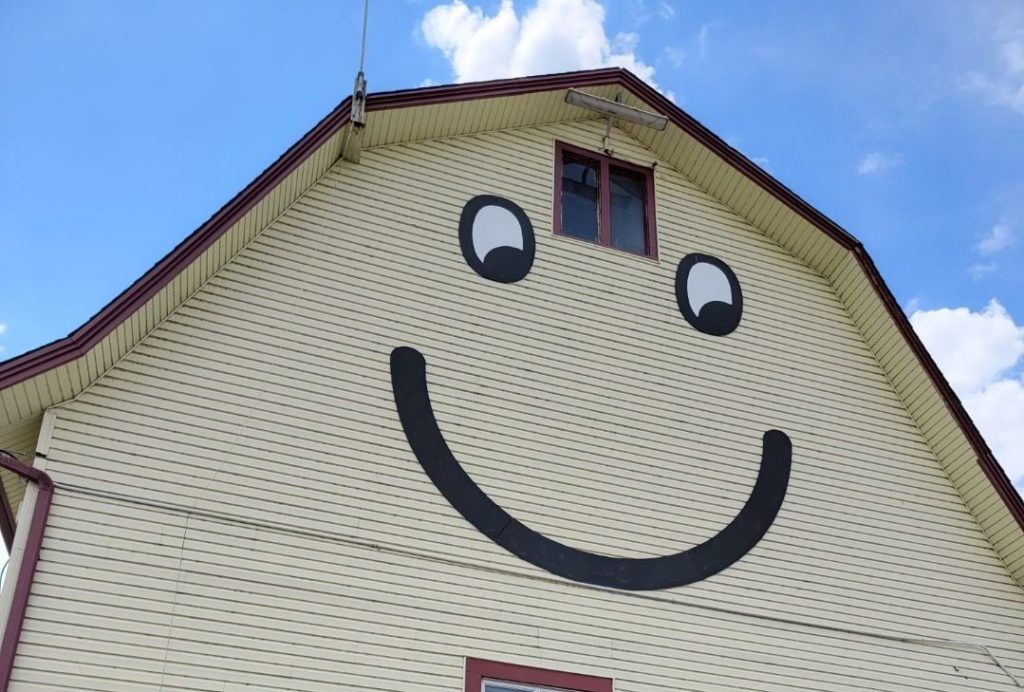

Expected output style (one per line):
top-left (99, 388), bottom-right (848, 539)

top-left (0, 68), bottom-right (628, 391)
top-left (0, 97), bottom-right (355, 389)
top-left (0, 67), bottom-right (1019, 534)
top-left (465, 657), bottom-right (612, 692)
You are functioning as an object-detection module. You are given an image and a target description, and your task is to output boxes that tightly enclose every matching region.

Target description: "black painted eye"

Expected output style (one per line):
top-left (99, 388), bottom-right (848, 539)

top-left (675, 253), bottom-right (743, 336)
top-left (458, 195), bottom-right (535, 283)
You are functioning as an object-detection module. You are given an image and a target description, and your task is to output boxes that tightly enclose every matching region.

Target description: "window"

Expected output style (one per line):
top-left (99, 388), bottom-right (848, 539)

top-left (554, 141), bottom-right (657, 259)
top-left (484, 684), bottom-right (574, 692)
top-left (465, 658), bottom-right (612, 692)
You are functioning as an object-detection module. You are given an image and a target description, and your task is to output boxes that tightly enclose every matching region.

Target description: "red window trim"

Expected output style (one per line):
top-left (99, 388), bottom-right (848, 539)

top-left (552, 140), bottom-right (659, 260)
top-left (465, 657), bottom-right (613, 692)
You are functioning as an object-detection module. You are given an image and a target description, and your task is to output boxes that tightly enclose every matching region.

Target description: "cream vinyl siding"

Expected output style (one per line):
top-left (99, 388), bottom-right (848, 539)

top-left (0, 84), bottom-right (614, 524)
top-left (0, 117), bottom-right (353, 518)
top-left (10, 120), bottom-right (1024, 690)
top-left (1, 80), bottom-right (1019, 582)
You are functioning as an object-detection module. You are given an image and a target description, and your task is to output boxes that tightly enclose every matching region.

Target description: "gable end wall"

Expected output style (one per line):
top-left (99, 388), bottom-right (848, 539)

top-left (10, 120), bottom-right (1024, 691)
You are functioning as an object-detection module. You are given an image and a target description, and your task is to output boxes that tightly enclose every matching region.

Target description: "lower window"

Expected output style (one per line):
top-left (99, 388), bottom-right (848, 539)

top-left (485, 684), bottom-right (571, 692)
top-left (466, 658), bottom-right (612, 692)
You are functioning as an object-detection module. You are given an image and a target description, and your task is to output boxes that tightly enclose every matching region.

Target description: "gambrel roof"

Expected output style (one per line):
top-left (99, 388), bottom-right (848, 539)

top-left (1, 67), bottom-right (1021, 584)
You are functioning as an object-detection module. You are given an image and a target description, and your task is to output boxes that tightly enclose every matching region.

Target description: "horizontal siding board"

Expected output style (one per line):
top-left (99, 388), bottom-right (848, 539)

top-left (14, 493), bottom-right (1024, 691)
top-left (0, 107), bottom-right (342, 466)
top-left (66, 319), bottom-right (950, 503)
top-left (10, 118), bottom-right (1024, 690)
top-left (47, 421), bottom-right (1004, 588)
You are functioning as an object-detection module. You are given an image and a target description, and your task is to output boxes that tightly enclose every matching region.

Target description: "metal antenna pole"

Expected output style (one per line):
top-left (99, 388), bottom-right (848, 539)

top-left (351, 0), bottom-right (369, 128)
top-left (358, 0), bottom-right (369, 74)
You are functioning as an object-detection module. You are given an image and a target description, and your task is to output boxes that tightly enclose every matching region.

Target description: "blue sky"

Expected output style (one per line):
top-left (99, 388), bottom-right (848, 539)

top-left (1, 0), bottom-right (1022, 485)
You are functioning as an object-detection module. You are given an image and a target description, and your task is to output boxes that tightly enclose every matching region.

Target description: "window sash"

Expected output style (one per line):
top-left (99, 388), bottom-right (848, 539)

top-left (554, 140), bottom-right (657, 259)
top-left (608, 164), bottom-right (648, 255)
top-left (561, 152), bottom-right (602, 243)
top-left (483, 680), bottom-right (574, 692)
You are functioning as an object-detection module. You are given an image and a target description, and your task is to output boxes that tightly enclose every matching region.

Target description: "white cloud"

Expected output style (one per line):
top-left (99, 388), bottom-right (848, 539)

top-left (977, 222), bottom-right (1016, 254)
top-left (696, 23), bottom-right (712, 61)
top-left (911, 300), bottom-right (1024, 485)
top-left (911, 300), bottom-right (1023, 391)
top-left (969, 261), bottom-right (998, 279)
top-left (857, 151), bottom-right (904, 175)
top-left (0, 323), bottom-right (6, 355)
top-left (624, 0), bottom-right (673, 26)
top-left (664, 46), bottom-right (685, 69)
top-left (963, 379), bottom-right (1024, 483)
top-left (421, 0), bottom-right (664, 93)
top-left (963, 28), bottom-right (1024, 114)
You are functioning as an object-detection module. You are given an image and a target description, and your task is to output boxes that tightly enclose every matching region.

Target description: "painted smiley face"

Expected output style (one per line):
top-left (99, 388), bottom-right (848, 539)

top-left (390, 195), bottom-right (792, 591)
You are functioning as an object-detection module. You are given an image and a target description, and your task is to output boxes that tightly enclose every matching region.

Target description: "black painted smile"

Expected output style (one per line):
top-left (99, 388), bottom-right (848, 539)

top-left (390, 346), bottom-right (792, 591)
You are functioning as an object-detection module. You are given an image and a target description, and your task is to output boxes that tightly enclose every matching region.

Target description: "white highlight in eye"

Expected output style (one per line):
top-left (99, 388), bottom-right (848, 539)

top-left (472, 204), bottom-right (523, 262)
top-left (687, 261), bottom-right (732, 314)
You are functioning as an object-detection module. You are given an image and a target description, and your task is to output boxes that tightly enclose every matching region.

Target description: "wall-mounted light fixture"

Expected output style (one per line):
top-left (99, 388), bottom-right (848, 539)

top-left (565, 89), bottom-right (668, 131)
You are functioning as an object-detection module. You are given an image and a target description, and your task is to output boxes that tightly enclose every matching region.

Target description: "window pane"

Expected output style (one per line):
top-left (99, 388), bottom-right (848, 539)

top-left (561, 154), bottom-right (600, 243)
top-left (609, 167), bottom-right (647, 255)
top-left (484, 683), bottom-right (564, 692)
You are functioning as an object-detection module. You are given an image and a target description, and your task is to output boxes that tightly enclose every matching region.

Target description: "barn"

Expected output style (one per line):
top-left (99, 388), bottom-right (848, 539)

top-left (0, 68), bottom-right (1022, 691)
